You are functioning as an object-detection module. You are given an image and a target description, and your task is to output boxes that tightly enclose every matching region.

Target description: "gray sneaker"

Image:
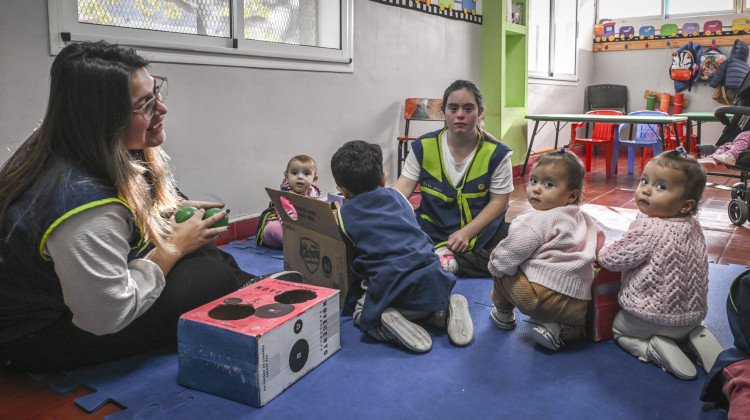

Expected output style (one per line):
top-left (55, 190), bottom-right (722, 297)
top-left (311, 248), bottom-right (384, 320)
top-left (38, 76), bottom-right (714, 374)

top-left (531, 322), bottom-right (564, 351)
top-left (686, 326), bottom-right (724, 373)
top-left (646, 335), bottom-right (697, 380)
top-left (490, 307), bottom-right (517, 330)
top-left (269, 271), bottom-right (304, 282)
top-left (447, 294), bottom-right (474, 346)
top-left (381, 308), bottom-right (432, 353)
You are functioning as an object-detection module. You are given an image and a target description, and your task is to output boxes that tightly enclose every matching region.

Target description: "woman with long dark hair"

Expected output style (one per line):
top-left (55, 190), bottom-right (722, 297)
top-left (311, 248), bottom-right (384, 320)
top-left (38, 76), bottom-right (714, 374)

top-left (0, 41), bottom-right (252, 372)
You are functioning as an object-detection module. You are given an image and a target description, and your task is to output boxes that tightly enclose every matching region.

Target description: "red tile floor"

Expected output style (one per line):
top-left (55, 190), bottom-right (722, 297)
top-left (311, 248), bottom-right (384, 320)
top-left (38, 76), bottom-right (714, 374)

top-left (3, 149), bottom-right (750, 419)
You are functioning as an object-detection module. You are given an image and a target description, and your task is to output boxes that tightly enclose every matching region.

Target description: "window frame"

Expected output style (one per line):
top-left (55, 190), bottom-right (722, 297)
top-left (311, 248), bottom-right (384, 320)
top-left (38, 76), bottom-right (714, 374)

top-left (665, 0), bottom-right (736, 19)
top-left (47, 0), bottom-right (355, 73)
top-left (596, 0), bottom-right (740, 21)
top-left (529, 0), bottom-right (579, 82)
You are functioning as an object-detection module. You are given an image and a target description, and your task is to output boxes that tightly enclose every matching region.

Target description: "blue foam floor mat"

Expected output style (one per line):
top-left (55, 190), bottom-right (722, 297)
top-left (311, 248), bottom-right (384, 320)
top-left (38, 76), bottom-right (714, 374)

top-left (47, 239), bottom-right (744, 419)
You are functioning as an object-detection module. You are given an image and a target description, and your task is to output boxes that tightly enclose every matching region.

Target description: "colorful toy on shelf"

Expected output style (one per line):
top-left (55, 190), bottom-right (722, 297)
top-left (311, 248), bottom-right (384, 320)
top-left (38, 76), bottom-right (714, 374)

top-left (733, 18), bottom-right (750, 34)
top-left (682, 22), bottom-right (700, 37)
top-left (660, 23), bottom-right (679, 38)
top-left (639, 25), bottom-right (656, 40)
top-left (704, 20), bottom-right (723, 36)
top-left (620, 26), bottom-right (635, 40)
top-left (594, 21), bottom-right (616, 42)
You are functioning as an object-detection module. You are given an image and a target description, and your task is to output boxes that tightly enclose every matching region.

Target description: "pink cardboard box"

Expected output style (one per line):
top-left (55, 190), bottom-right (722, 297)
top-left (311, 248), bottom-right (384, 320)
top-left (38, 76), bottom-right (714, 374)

top-left (178, 278), bottom-right (340, 406)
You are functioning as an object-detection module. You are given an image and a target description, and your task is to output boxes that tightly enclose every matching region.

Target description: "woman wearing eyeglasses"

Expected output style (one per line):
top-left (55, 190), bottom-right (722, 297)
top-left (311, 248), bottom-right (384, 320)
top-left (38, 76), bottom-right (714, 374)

top-left (0, 41), bottom-right (253, 372)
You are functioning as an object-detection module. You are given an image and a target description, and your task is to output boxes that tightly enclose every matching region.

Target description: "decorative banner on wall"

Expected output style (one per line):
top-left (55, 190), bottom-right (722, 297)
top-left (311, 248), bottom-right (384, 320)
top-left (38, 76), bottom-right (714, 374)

top-left (594, 18), bottom-right (750, 51)
top-left (370, 0), bottom-right (482, 24)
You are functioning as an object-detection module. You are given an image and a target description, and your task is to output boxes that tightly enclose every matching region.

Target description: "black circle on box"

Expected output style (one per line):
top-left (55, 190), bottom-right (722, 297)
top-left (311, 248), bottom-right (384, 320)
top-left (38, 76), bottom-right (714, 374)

top-left (254, 303), bottom-right (295, 318)
top-left (294, 319), bottom-right (303, 334)
top-left (208, 304), bottom-right (255, 321)
top-left (322, 256), bottom-right (332, 277)
top-left (289, 339), bottom-right (309, 373)
top-left (275, 289), bottom-right (317, 304)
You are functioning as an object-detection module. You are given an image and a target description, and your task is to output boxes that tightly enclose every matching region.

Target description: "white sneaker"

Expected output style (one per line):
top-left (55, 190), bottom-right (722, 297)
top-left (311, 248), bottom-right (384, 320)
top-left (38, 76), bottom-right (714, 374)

top-left (714, 152), bottom-right (737, 166)
top-left (698, 157), bottom-right (716, 171)
top-left (686, 326), bottom-right (724, 373)
top-left (380, 308), bottom-right (432, 353)
top-left (646, 335), bottom-right (697, 380)
top-left (447, 294), bottom-right (474, 346)
top-left (489, 307), bottom-right (517, 330)
top-left (531, 322), bottom-right (566, 351)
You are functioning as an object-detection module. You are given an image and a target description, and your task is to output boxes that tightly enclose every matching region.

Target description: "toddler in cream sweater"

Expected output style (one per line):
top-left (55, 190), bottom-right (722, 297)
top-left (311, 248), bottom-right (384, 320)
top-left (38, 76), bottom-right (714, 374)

top-left (488, 148), bottom-right (605, 351)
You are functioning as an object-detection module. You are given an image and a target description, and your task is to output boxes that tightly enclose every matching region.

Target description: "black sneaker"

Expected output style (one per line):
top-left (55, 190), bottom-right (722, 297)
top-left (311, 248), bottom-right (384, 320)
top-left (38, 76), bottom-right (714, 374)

top-left (531, 322), bottom-right (564, 351)
top-left (490, 307), bottom-right (517, 330)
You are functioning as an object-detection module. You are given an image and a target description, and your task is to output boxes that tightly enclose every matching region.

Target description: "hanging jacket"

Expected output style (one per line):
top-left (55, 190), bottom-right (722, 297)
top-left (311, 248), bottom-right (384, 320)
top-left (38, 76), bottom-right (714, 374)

top-left (710, 39), bottom-right (750, 91)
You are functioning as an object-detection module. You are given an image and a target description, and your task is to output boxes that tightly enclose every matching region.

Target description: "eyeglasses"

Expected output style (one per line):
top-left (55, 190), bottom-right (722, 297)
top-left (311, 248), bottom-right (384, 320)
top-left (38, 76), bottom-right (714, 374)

top-left (132, 76), bottom-right (168, 120)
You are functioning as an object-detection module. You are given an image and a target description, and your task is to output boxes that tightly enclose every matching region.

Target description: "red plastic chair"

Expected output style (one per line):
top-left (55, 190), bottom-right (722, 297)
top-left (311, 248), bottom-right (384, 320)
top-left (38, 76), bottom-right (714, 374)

top-left (570, 110), bottom-right (622, 176)
top-left (665, 120), bottom-right (697, 154)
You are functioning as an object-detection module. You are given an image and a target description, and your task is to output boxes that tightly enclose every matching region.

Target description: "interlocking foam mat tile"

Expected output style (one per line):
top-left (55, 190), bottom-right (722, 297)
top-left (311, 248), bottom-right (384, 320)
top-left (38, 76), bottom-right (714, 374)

top-left (46, 240), bottom-right (742, 419)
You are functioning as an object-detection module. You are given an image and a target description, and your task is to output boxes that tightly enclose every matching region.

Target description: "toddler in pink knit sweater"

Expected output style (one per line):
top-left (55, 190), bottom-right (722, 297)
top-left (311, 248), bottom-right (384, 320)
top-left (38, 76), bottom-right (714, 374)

top-left (488, 149), bottom-right (605, 351)
top-left (598, 149), bottom-right (723, 381)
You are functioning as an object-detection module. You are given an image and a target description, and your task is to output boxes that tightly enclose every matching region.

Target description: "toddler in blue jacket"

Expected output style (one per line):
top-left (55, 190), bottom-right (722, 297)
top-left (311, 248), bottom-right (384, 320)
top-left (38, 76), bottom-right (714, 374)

top-left (331, 140), bottom-right (473, 352)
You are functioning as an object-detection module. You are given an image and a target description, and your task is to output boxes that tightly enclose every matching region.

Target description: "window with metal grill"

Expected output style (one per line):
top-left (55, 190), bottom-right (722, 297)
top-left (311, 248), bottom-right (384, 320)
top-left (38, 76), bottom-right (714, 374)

top-left (49, 0), bottom-right (353, 72)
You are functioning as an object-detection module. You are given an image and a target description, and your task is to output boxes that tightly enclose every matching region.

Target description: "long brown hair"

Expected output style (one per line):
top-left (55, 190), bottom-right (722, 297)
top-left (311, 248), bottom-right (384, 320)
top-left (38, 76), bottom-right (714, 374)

top-left (0, 41), bottom-right (179, 250)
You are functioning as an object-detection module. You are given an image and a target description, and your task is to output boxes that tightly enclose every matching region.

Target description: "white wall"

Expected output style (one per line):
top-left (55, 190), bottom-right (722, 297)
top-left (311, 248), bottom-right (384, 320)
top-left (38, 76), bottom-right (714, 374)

top-left (0, 1), bottom-right (481, 221)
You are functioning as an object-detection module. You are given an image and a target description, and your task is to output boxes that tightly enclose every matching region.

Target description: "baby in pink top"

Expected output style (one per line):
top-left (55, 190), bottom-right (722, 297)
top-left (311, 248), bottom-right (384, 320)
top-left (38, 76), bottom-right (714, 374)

top-left (488, 149), bottom-right (605, 351)
top-left (598, 149), bottom-right (723, 381)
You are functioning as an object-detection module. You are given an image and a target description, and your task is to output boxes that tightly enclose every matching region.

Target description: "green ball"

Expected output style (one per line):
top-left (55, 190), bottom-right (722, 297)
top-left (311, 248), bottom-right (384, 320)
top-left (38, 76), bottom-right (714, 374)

top-left (175, 206), bottom-right (198, 223)
top-left (203, 207), bottom-right (229, 228)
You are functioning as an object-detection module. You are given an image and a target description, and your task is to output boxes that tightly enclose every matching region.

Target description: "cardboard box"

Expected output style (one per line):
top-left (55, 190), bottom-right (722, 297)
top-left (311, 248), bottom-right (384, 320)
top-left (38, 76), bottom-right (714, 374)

top-left (586, 266), bottom-right (621, 342)
top-left (266, 188), bottom-right (353, 307)
top-left (178, 278), bottom-right (341, 407)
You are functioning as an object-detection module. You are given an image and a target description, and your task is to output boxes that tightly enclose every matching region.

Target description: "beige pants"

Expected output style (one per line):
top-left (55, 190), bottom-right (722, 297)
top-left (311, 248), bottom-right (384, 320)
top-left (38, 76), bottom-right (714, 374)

top-left (491, 270), bottom-right (589, 341)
